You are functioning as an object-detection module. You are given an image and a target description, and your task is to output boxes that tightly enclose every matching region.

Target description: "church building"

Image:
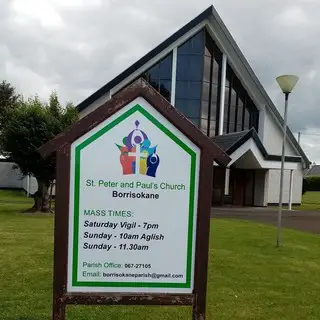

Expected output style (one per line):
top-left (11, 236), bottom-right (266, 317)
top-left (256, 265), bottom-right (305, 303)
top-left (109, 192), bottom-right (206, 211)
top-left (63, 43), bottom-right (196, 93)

top-left (76, 5), bottom-right (309, 207)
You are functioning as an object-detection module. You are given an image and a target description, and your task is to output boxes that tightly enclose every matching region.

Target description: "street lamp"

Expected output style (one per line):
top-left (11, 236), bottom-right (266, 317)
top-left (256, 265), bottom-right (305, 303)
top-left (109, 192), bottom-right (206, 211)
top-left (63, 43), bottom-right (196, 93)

top-left (276, 75), bottom-right (299, 247)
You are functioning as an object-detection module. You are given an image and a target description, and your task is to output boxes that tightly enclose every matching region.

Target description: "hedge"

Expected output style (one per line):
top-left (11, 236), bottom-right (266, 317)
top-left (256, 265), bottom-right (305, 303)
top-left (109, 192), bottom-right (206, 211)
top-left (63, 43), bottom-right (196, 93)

top-left (303, 176), bottom-right (320, 193)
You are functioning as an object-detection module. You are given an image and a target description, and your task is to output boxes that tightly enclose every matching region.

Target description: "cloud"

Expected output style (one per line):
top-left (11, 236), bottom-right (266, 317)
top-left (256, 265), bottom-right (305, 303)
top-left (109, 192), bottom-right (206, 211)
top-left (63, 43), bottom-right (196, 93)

top-left (1, 0), bottom-right (320, 162)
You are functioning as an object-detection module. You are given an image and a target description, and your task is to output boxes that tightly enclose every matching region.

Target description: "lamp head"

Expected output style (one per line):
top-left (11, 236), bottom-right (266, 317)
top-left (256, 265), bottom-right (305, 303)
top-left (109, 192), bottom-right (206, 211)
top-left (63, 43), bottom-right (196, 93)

top-left (276, 75), bottom-right (299, 94)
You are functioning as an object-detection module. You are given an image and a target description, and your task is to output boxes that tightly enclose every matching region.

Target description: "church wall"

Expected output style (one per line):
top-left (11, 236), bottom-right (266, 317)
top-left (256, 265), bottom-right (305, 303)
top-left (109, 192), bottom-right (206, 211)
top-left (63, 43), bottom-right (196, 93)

top-left (262, 110), bottom-right (298, 156)
top-left (267, 164), bottom-right (303, 205)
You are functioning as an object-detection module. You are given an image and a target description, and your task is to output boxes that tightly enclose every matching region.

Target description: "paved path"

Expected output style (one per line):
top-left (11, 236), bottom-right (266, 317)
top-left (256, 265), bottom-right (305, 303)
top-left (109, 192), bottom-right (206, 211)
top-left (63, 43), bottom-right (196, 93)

top-left (211, 207), bottom-right (320, 234)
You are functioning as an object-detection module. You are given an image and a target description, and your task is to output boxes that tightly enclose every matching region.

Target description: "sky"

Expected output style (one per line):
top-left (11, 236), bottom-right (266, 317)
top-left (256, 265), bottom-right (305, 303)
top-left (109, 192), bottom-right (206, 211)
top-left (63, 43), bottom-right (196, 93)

top-left (1, 0), bottom-right (320, 163)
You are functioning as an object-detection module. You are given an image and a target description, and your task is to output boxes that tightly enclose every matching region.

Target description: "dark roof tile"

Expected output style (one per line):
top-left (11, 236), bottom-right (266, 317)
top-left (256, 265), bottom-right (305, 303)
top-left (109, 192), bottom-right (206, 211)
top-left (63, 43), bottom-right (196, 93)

top-left (212, 131), bottom-right (249, 151)
top-left (305, 165), bottom-right (320, 177)
top-left (211, 128), bottom-right (302, 164)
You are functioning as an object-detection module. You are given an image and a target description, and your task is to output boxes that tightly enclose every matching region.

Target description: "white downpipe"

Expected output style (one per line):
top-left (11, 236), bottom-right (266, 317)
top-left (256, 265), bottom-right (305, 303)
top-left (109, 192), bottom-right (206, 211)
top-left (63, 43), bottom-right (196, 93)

top-left (170, 47), bottom-right (178, 106)
top-left (224, 168), bottom-right (230, 195)
top-left (288, 169), bottom-right (294, 210)
top-left (218, 53), bottom-right (227, 135)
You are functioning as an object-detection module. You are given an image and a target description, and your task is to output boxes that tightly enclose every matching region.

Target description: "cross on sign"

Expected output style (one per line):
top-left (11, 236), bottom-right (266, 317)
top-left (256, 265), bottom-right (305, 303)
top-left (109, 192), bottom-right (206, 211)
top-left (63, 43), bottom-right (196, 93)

top-left (128, 144), bottom-right (141, 174)
top-left (128, 130), bottom-right (148, 174)
top-left (128, 145), bottom-right (149, 175)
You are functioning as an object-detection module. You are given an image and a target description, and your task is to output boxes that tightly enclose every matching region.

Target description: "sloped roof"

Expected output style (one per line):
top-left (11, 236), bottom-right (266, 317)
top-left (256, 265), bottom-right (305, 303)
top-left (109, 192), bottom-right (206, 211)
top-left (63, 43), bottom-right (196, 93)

top-left (211, 131), bottom-right (249, 152)
top-left (212, 128), bottom-right (301, 163)
top-left (304, 165), bottom-right (320, 177)
top-left (75, 5), bottom-right (309, 167)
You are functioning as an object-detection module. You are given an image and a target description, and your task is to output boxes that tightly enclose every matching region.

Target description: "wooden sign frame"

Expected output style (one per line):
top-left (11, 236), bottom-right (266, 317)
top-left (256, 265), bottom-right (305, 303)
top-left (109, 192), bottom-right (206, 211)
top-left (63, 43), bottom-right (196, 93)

top-left (39, 78), bottom-right (230, 320)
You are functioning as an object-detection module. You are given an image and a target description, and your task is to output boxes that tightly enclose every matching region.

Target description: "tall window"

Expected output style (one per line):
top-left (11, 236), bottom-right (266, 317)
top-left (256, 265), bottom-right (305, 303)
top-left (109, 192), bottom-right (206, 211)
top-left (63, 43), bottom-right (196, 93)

top-left (201, 32), bottom-right (222, 137)
top-left (137, 29), bottom-right (259, 137)
top-left (141, 53), bottom-right (173, 101)
top-left (175, 30), bottom-right (205, 126)
top-left (223, 65), bottom-right (259, 134)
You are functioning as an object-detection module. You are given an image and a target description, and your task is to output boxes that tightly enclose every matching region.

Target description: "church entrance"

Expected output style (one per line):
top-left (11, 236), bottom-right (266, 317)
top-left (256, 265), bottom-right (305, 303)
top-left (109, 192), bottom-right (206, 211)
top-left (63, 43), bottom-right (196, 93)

top-left (229, 169), bottom-right (255, 206)
top-left (212, 167), bottom-right (255, 206)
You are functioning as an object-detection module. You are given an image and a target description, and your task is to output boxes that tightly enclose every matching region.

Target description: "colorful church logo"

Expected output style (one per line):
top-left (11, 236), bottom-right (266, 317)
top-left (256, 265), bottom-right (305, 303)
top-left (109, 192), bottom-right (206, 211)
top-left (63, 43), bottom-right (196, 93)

top-left (116, 120), bottom-right (160, 177)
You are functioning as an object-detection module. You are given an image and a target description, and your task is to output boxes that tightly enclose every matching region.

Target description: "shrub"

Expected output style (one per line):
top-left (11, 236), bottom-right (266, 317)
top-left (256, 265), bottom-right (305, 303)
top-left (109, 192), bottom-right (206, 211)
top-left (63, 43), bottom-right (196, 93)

top-left (302, 178), bottom-right (308, 195)
top-left (304, 176), bottom-right (320, 192)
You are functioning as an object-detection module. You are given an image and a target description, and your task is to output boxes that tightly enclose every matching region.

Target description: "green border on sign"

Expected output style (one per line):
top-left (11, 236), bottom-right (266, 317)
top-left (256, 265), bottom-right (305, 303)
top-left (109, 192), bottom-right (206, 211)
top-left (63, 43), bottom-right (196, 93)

top-left (72, 104), bottom-right (197, 288)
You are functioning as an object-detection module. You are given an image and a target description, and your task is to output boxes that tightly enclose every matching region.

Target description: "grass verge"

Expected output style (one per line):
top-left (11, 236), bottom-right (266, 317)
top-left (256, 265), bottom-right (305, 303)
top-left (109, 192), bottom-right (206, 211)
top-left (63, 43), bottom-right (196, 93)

top-left (0, 192), bottom-right (319, 319)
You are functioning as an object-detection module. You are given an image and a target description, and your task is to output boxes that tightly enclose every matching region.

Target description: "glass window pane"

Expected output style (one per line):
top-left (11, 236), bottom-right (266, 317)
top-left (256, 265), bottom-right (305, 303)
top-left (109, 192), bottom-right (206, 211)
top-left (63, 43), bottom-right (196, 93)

top-left (159, 80), bottom-right (171, 101)
top-left (176, 55), bottom-right (189, 80)
top-left (230, 89), bottom-right (237, 108)
top-left (175, 99), bottom-right (188, 116)
top-left (224, 86), bottom-right (230, 105)
top-left (192, 31), bottom-right (205, 54)
top-left (228, 122), bottom-right (235, 133)
top-left (223, 121), bottom-right (228, 134)
top-left (210, 103), bottom-right (217, 121)
top-left (224, 108), bottom-right (229, 123)
top-left (202, 81), bottom-right (210, 101)
top-left (237, 98), bottom-right (244, 131)
top-left (230, 106), bottom-right (236, 124)
top-left (224, 86), bottom-right (230, 123)
top-left (147, 64), bottom-right (159, 78)
top-left (188, 56), bottom-right (203, 81)
top-left (176, 81), bottom-right (201, 100)
top-left (204, 45), bottom-right (211, 57)
top-left (159, 79), bottom-right (171, 92)
top-left (203, 56), bottom-right (211, 82)
top-left (175, 81), bottom-right (188, 99)
top-left (201, 100), bottom-right (209, 119)
top-left (178, 38), bottom-right (193, 54)
top-left (176, 55), bottom-right (203, 81)
top-left (211, 84), bottom-right (219, 105)
top-left (209, 121), bottom-right (216, 137)
top-left (225, 77), bottom-right (230, 88)
top-left (212, 59), bottom-right (220, 85)
top-left (251, 110), bottom-right (259, 130)
top-left (188, 81), bottom-right (202, 100)
top-left (200, 118), bottom-right (208, 135)
top-left (148, 78), bottom-right (159, 91)
top-left (189, 118), bottom-right (200, 126)
top-left (178, 31), bottom-right (204, 55)
top-left (158, 54), bottom-right (172, 79)
top-left (142, 52), bottom-right (173, 102)
top-left (187, 99), bottom-right (201, 118)
top-left (244, 108), bottom-right (250, 130)
top-left (205, 31), bottom-right (214, 55)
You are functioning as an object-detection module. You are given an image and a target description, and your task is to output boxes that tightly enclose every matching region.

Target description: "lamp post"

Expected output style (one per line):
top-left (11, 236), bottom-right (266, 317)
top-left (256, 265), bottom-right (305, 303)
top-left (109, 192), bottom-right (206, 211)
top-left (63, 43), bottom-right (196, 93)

top-left (276, 75), bottom-right (299, 247)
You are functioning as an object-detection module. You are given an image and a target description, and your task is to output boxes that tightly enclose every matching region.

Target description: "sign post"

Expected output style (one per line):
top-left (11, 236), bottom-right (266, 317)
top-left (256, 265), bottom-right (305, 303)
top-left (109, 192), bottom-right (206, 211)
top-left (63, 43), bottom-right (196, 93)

top-left (39, 79), bottom-right (230, 320)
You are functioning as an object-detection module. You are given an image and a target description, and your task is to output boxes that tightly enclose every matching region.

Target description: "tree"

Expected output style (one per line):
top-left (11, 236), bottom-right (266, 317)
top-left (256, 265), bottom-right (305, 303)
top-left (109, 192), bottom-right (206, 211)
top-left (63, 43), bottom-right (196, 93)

top-left (0, 92), bottom-right (78, 212)
top-left (0, 80), bottom-right (20, 128)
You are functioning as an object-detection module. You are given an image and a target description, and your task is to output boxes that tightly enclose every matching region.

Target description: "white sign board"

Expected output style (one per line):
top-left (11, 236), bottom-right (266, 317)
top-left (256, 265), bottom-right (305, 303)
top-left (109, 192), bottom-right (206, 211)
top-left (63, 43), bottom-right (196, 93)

top-left (67, 97), bottom-right (200, 294)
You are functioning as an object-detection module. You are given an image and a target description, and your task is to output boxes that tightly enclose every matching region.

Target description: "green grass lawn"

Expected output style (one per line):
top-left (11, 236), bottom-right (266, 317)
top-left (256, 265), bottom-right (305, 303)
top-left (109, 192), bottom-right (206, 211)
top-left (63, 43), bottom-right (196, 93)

top-left (0, 189), bottom-right (31, 202)
top-left (298, 191), bottom-right (320, 210)
top-left (0, 191), bottom-right (320, 319)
